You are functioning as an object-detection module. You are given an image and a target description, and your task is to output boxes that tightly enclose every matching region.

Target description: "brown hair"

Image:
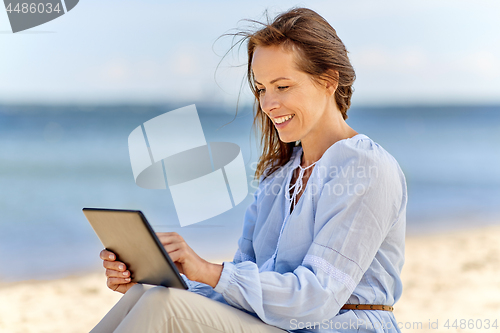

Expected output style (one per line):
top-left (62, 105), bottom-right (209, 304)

top-left (223, 7), bottom-right (356, 181)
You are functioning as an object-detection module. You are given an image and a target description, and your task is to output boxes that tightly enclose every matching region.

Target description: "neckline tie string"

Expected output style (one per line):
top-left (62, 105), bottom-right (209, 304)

top-left (288, 160), bottom-right (317, 210)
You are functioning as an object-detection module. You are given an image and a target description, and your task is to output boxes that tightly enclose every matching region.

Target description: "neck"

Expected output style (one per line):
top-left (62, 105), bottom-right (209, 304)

top-left (300, 109), bottom-right (358, 167)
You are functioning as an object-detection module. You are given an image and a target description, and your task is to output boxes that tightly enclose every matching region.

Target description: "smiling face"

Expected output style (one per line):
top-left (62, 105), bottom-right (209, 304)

top-left (252, 45), bottom-right (337, 144)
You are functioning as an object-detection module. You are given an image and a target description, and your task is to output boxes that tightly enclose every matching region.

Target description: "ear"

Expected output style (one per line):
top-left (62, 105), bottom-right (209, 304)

top-left (322, 69), bottom-right (339, 96)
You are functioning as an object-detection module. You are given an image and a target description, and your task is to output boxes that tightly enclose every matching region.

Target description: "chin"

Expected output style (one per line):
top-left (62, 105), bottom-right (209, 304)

top-left (277, 132), bottom-right (299, 144)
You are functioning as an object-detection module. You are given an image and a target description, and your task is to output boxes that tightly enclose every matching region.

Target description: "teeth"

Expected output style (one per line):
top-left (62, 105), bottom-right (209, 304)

top-left (275, 114), bottom-right (294, 124)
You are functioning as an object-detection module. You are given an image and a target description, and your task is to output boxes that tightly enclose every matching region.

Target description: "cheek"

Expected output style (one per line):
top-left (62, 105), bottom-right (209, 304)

top-left (300, 111), bottom-right (314, 128)
top-left (300, 92), bottom-right (325, 123)
top-left (282, 91), bottom-right (305, 112)
top-left (258, 100), bottom-right (269, 117)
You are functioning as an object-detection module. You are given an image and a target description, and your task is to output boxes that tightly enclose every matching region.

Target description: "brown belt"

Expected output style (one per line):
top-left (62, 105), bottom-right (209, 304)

top-left (341, 304), bottom-right (393, 312)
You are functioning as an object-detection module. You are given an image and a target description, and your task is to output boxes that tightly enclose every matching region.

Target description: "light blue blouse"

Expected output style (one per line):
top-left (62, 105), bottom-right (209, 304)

top-left (182, 133), bottom-right (407, 333)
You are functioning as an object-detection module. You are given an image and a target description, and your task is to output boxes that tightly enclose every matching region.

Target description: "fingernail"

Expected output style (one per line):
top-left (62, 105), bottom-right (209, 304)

top-left (119, 264), bottom-right (124, 270)
top-left (109, 254), bottom-right (114, 260)
top-left (122, 271), bottom-right (128, 276)
top-left (125, 278), bottom-right (131, 282)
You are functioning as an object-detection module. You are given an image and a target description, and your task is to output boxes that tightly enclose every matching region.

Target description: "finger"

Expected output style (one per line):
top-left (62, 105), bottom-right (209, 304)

top-left (156, 232), bottom-right (179, 238)
top-left (158, 232), bottom-right (179, 245)
top-left (156, 232), bottom-right (183, 245)
top-left (174, 262), bottom-right (183, 274)
top-left (100, 249), bottom-right (116, 261)
top-left (163, 242), bottom-right (183, 254)
top-left (106, 268), bottom-right (130, 278)
top-left (168, 249), bottom-right (183, 263)
top-left (103, 260), bottom-right (127, 271)
top-left (107, 277), bottom-right (131, 286)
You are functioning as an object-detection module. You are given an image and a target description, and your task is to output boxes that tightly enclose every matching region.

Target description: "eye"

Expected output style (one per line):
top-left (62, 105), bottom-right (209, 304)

top-left (256, 88), bottom-right (265, 95)
top-left (278, 86), bottom-right (289, 91)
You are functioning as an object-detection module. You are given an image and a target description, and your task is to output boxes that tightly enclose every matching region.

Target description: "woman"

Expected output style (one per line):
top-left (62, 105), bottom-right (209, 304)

top-left (92, 7), bottom-right (407, 333)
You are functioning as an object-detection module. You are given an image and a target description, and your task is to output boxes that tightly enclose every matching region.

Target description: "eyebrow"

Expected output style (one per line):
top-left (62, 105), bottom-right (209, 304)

top-left (254, 77), bottom-right (290, 85)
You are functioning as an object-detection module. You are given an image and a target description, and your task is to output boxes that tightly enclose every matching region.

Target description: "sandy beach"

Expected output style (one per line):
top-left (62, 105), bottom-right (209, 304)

top-left (1, 224), bottom-right (499, 333)
top-left (394, 224), bottom-right (500, 332)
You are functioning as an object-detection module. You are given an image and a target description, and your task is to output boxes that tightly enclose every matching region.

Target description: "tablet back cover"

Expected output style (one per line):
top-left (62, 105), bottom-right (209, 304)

top-left (83, 208), bottom-right (187, 289)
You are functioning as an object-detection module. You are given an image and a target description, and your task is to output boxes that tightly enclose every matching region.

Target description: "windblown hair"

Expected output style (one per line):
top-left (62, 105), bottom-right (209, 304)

top-left (224, 7), bottom-right (356, 181)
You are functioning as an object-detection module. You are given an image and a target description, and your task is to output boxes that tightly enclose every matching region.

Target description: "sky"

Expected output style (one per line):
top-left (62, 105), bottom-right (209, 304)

top-left (1, 0), bottom-right (499, 107)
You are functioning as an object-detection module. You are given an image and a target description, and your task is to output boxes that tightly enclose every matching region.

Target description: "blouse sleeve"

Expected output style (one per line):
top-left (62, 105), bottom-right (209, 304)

top-left (213, 151), bottom-right (406, 329)
top-left (232, 175), bottom-right (261, 264)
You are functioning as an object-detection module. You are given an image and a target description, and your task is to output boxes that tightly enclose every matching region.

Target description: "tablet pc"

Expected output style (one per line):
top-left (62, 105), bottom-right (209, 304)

top-left (83, 208), bottom-right (188, 290)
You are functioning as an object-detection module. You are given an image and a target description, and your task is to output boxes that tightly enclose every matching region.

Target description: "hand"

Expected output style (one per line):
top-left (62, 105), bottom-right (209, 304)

top-left (156, 232), bottom-right (223, 288)
top-left (100, 249), bottom-right (137, 294)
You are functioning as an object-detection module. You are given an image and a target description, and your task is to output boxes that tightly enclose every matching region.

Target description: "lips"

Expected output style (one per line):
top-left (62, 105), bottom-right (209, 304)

top-left (273, 114), bottom-right (295, 129)
top-left (273, 114), bottom-right (295, 124)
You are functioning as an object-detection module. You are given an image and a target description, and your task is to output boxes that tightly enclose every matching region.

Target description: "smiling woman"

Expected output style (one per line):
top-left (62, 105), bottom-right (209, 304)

top-left (251, 44), bottom-right (359, 210)
top-left (246, 11), bottom-right (357, 182)
top-left (90, 7), bottom-right (407, 333)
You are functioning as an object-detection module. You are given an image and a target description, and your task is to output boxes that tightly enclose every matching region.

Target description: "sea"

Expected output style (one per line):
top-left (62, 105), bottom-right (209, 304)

top-left (0, 103), bottom-right (499, 282)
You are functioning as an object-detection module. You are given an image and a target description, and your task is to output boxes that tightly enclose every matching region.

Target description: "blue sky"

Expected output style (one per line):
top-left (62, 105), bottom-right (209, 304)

top-left (1, 0), bottom-right (499, 106)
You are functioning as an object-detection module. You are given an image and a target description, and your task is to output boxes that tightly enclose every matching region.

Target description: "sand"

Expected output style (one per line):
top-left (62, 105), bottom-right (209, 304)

top-left (394, 224), bottom-right (500, 332)
top-left (1, 224), bottom-right (499, 333)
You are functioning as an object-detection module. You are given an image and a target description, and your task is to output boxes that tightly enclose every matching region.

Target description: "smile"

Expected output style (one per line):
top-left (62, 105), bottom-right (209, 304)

top-left (274, 114), bottom-right (295, 124)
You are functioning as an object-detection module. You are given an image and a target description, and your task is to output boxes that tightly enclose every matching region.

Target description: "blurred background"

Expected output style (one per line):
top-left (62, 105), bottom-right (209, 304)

top-left (1, 0), bottom-right (499, 283)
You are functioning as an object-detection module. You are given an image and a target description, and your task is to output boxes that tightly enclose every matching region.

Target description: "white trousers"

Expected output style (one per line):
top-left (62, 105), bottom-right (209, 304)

top-left (90, 284), bottom-right (287, 333)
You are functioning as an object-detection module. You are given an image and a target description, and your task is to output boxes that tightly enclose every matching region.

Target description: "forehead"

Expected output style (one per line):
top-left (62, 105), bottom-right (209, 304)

top-left (251, 45), bottom-right (300, 82)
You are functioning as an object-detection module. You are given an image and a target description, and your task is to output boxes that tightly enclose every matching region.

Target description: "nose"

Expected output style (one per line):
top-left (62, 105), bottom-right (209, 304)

top-left (260, 90), bottom-right (280, 116)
